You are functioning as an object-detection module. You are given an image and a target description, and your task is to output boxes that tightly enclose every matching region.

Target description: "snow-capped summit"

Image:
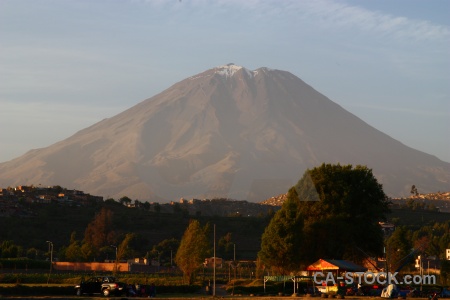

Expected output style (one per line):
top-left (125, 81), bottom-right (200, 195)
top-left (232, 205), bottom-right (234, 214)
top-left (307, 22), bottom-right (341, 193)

top-left (213, 63), bottom-right (262, 79)
top-left (214, 63), bottom-right (245, 77)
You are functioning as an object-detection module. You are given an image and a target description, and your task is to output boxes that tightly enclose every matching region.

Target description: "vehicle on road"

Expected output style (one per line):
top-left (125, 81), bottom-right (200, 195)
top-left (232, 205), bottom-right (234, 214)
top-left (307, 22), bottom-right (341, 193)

top-left (441, 287), bottom-right (450, 298)
top-left (75, 276), bottom-right (125, 297)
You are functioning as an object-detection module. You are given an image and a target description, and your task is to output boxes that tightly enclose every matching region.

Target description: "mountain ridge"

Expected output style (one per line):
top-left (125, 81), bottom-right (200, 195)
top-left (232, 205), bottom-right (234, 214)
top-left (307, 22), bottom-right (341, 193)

top-left (1, 64), bottom-right (449, 202)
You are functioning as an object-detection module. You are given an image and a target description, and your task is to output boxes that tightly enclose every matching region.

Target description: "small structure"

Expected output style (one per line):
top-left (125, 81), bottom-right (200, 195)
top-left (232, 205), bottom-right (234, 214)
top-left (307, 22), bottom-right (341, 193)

top-left (203, 257), bottom-right (223, 268)
top-left (263, 275), bottom-right (313, 295)
top-left (307, 259), bottom-right (367, 274)
top-left (307, 259), bottom-right (367, 294)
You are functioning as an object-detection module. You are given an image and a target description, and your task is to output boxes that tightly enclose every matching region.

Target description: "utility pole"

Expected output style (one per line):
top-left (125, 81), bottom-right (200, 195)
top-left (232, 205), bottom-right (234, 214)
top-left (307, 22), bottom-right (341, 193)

top-left (110, 245), bottom-right (118, 273)
top-left (213, 224), bottom-right (216, 297)
top-left (384, 246), bottom-right (388, 274)
top-left (234, 243), bottom-right (237, 280)
top-left (46, 241), bottom-right (53, 285)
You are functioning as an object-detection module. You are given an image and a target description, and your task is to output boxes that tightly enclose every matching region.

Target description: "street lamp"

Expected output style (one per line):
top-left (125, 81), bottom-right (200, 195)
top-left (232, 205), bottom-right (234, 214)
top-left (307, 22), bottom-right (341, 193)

top-left (213, 224), bottom-right (216, 297)
top-left (46, 241), bottom-right (53, 263)
top-left (46, 241), bottom-right (53, 285)
top-left (234, 243), bottom-right (237, 280)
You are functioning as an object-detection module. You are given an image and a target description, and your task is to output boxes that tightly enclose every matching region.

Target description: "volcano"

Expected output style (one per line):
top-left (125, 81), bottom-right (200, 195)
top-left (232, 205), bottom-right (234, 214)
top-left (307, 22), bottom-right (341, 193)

top-left (1, 64), bottom-right (449, 202)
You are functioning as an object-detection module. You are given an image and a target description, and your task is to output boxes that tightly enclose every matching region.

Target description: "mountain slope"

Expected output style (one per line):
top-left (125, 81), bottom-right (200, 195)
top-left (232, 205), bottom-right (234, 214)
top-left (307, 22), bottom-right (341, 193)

top-left (1, 64), bottom-right (449, 201)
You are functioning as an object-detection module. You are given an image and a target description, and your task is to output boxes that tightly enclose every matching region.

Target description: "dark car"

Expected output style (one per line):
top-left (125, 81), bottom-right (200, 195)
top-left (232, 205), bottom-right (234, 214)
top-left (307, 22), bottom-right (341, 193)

top-left (441, 287), bottom-right (450, 298)
top-left (75, 276), bottom-right (125, 297)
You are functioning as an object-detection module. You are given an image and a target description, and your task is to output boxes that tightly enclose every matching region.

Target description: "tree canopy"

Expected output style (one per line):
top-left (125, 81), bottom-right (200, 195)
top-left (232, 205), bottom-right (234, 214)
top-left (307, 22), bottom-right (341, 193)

top-left (148, 238), bottom-right (180, 267)
top-left (295, 163), bottom-right (390, 263)
top-left (259, 163), bottom-right (390, 271)
top-left (84, 208), bottom-right (116, 250)
top-left (174, 220), bottom-right (210, 284)
top-left (258, 187), bottom-right (304, 274)
top-left (218, 233), bottom-right (234, 260)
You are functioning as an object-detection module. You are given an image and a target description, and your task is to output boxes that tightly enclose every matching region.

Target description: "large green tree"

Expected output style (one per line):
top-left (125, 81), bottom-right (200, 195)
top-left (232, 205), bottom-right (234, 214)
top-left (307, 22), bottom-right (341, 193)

top-left (174, 220), bottom-right (210, 284)
top-left (295, 163), bottom-right (390, 264)
top-left (258, 187), bottom-right (304, 274)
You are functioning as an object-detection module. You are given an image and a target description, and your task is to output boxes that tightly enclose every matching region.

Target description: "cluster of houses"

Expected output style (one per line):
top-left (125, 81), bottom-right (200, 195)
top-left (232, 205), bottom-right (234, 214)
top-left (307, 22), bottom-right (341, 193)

top-left (0, 185), bottom-right (103, 216)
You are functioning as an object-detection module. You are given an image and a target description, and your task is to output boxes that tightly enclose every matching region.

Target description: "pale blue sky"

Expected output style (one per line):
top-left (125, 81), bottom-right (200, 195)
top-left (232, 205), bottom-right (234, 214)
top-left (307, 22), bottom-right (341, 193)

top-left (1, 0), bottom-right (449, 163)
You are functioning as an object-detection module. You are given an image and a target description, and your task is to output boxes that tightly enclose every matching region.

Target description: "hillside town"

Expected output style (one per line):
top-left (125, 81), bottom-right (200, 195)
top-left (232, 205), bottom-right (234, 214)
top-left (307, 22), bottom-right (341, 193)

top-left (262, 191), bottom-right (450, 212)
top-left (2, 184), bottom-right (450, 218)
top-left (0, 185), bottom-right (103, 217)
top-left (0, 185), bottom-right (278, 217)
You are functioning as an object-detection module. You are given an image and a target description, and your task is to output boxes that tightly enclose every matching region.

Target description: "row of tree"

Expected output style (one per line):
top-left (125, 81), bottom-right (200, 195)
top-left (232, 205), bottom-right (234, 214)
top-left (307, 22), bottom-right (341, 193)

top-left (1, 163), bottom-right (449, 285)
top-left (386, 222), bottom-right (450, 271)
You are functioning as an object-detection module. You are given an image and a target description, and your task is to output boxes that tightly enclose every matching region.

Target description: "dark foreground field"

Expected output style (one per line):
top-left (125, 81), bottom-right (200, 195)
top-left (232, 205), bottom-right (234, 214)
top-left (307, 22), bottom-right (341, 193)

top-left (0, 296), bottom-right (437, 300)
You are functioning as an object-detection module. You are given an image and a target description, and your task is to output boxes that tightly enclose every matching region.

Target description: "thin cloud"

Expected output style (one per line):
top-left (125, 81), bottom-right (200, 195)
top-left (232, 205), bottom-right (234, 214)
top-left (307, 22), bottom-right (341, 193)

top-left (299, 0), bottom-right (450, 41)
top-left (348, 103), bottom-right (450, 117)
top-left (62, 1), bottom-right (450, 45)
top-left (181, 0), bottom-right (450, 42)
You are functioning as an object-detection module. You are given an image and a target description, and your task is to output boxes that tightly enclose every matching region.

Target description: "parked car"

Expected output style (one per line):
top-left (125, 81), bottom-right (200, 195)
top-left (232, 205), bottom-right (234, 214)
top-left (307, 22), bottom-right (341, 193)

top-left (440, 287), bottom-right (450, 298)
top-left (305, 286), bottom-right (321, 295)
top-left (75, 276), bottom-right (125, 296)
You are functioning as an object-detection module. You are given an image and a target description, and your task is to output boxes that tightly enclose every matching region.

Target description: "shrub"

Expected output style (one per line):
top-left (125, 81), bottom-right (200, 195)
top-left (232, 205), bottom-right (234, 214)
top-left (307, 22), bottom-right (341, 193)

top-left (0, 258), bottom-right (49, 269)
top-left (0, 284), bottom-right (74, 296)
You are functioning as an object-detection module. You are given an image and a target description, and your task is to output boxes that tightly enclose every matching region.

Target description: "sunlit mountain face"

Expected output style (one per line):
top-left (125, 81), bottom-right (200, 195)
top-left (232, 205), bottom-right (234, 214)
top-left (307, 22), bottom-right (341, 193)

top-left (1, 64), bottom-right (449, 202)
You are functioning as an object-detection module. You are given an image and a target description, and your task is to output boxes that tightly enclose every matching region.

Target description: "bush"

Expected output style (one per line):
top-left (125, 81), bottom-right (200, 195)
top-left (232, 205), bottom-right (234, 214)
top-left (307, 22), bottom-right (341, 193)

top-left (231, 280), bottom-right (313, 296)
top-left (0, 283), bottom-right (201, 296)
top-left (226, 280), bottom-right (288, 295)
top-left (0, 284), bottom-right (74, 296)
top-left (0, 258), bottom-right (49, 269)
top-left (0, 273), bottom-right (49, 284)
top-left (156, 284), bottom-right (201, 294)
